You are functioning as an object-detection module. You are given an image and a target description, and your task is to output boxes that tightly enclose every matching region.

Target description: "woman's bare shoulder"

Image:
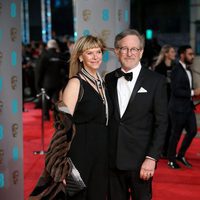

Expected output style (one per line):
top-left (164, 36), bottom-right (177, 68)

top-left (64, 77), bottom-right (80, 92)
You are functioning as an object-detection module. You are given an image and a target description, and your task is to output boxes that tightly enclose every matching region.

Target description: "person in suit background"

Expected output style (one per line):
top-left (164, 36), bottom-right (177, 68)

top-left (167, 45), bottom-right (200, 169)
top-left (154, 44), bottom-right (176, 158)
top-left (105, 29), bottom-right (168, 200)
top-left (36, 39), bottom-right (66, 120)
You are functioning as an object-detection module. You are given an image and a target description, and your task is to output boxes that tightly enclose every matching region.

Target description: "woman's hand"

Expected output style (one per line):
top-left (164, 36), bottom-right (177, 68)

top-left (63, 179), bottom-right (67, 185)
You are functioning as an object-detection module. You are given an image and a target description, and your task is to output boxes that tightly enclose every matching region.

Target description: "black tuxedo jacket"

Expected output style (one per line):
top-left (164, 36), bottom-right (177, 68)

top-left (168, 63), bottom-right (195, 113)
top-left (36, 49), bottom-right (65, 91)
top-left (105, 67), bottom-right (168, 170)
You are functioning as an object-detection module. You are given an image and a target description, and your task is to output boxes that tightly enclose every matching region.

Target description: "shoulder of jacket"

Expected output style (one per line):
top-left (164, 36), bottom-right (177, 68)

top-left (105, 69), bottom-right (117, 80)
top-left (143, 67), bottom-right (165, 82)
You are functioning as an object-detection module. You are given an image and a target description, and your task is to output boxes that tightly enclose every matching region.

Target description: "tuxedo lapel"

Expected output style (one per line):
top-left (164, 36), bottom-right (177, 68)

top-left (109, 72), bottom-right (121, 120)
top-left (179, 64), bottom-right (191, 89)
top-left (190, 69), bottom-right (194, 89)
top-left (121, 67), bottom-right (145, 119)
top-left (114, 87), bottom-right (121, 120)
top-left (129, 67), bottom-right (145, 104)
top-left (186, 67), bottom-right (194, 89)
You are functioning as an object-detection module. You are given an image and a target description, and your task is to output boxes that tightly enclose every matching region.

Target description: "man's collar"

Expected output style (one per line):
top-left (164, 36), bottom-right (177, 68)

top-left (179, 60), bottom-right (187, 70)
top-left (121, 62), bottom-right (142, 73)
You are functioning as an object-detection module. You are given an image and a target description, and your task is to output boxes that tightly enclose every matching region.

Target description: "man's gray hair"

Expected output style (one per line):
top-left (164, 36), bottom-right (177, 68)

top-left (47, 39), bottom-right (58, 49)
top-left (114, 29), bottom-right (145, 50)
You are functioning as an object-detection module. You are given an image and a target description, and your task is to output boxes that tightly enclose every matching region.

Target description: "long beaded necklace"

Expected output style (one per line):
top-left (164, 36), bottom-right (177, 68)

top-left (80, 68), bottom-right (109, 126)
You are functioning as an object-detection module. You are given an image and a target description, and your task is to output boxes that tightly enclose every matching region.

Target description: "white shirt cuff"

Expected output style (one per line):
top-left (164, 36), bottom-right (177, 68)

top-left (145, 156), bottom-right (157, 161)
top-left (191, 90), bottom-right (194, 96)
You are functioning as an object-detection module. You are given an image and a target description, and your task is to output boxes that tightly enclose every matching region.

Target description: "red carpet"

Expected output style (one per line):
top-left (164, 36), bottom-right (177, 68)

top-left (23, 102), bottom-right (54, 199)
top-left (23, 103), bottom-right (200, 200)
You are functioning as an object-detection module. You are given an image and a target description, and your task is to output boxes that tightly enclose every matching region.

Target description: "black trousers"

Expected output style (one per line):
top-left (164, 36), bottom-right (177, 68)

top-left (108, 168), bottom-right (152, 200)
top-left (162, 114), bottom-right (172, 156)
top-left (43, 88), bottom-right (59, 117)
top-left (168, 110), bottom-right (197, 161)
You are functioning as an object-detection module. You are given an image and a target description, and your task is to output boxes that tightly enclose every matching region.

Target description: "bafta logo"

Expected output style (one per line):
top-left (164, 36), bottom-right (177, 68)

top-left (82, 9), bottom-right (91, 22)
top-left (101, 29), bottom-right (111, 43)
top-left (0, 100), bottom-right (3, 114)
top-left (0, 149), bottom-right (4, 164)
top-left (10, 27), bottom-right (17, 42)
top-left (11, 75), bottom-right (17, 90)
top-left (12, 170), bottom-right (19, 184)
top-left (12, 123), bottom-right (18, 137)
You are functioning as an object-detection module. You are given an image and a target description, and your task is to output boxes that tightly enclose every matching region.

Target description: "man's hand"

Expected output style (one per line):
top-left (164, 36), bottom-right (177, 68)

top-left (140, 158), bottom-right (156, 181)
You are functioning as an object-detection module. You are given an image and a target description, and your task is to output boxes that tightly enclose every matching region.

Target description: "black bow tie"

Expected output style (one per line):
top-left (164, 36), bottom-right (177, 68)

top-left (186, 65), bottom-right (190, 70)
top-left (115, 69), bottom-right (133, 81)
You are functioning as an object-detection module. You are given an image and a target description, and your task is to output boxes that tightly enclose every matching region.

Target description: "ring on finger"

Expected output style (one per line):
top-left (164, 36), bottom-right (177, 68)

top-left (146, 173), bottom-right (151, 177)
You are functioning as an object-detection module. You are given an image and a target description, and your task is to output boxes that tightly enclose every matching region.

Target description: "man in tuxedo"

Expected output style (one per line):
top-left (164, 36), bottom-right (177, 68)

top-left (105, 29), bottom-right (168, 200)
top-left (167, 45), bottom-right (200, 169)
top-left (36, 39), bottom-right (65, 120)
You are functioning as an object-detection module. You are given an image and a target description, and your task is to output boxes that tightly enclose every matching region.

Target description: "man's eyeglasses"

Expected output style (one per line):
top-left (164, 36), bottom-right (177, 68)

top-left (118, 46), bottom-right (141, 54)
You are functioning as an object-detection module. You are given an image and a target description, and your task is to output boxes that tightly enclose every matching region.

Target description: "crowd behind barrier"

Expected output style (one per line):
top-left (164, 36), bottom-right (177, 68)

top-left (22, 35), bottom-right (75, 114)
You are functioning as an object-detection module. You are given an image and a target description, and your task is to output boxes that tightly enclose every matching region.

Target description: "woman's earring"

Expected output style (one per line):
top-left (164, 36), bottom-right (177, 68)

top-left (79, 58), bottom-right (83, 62)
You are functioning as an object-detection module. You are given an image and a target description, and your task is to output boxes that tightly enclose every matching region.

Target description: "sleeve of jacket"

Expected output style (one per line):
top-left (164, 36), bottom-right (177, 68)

top-left (171, 67), bottom-right (191, 98)
top-left (147, 75), bottom-right (168, 160)
top-left (104, 73), bottom-right (110, 87)
top-left (104, 72), bottom-right (113, 95)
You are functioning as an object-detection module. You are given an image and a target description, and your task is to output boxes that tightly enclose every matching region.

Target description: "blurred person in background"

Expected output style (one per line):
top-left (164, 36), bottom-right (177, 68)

top-left (154, 44), bottom-right (176, 158)
top-left (22, 44), bottom-right (37, 100)
top-left (36, 39), bottom-right (66, 120)
top-left (168, 45), bottom-right (200, 169)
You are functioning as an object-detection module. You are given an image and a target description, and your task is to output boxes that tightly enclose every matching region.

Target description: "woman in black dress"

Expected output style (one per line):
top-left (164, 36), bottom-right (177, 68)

top-left (62, 35), bottom-right (110, 200)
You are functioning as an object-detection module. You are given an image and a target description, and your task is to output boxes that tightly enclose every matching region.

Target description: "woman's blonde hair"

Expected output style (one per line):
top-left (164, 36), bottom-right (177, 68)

top-left (69, 35), bottom-right (106, 78)
top-left (154, 44), bottom-right (174, 68)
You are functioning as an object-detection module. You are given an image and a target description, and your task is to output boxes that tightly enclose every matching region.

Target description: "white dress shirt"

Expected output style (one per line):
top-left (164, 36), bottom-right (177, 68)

top-left (117, 63), bottom-right (142, 117)
top-left (179, 61), bottom-right (194, 96)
